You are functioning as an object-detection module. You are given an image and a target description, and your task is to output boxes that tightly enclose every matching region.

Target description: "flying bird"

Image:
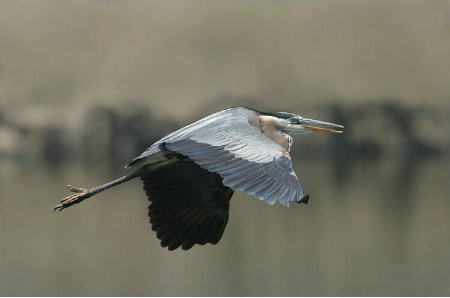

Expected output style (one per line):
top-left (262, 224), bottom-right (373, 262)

top-left (53, 107), bottom-right (343, 250)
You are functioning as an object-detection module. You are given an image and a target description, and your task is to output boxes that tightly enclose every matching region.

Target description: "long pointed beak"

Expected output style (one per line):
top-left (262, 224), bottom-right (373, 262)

top-left (300, 118), bottom-right (344, 134)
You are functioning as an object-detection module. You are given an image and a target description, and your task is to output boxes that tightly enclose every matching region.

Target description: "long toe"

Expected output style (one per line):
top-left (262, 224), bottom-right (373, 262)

top-left (53, 188), bottom-right (89, 212)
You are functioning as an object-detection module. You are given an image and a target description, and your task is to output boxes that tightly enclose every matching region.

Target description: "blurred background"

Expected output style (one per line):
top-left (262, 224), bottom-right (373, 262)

top-left (1, 0), bottom-right (449, 296)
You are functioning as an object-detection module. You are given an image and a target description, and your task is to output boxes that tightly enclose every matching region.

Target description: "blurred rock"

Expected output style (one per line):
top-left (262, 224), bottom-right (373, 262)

top-left (80, 104), bottom-right (180, 167)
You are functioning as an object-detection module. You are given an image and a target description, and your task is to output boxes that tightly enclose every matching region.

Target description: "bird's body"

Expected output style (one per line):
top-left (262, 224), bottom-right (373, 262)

top-left (54, 107), bottom-right (343, 250)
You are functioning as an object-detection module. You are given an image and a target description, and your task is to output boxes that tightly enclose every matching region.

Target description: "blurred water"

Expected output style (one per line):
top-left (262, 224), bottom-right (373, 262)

top-left (0, 157), bottom-right (449, 296)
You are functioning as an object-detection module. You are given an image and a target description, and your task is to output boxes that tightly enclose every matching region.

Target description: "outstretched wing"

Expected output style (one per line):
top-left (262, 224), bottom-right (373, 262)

top-left (162, 108), bottom-right (306, 207)
top-left (141, 157), bottom-right (233, 250)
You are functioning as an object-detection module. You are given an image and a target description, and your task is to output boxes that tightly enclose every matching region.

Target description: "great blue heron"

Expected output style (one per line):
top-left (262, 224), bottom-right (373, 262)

top-left (53, 107), bottom-right (343, 250)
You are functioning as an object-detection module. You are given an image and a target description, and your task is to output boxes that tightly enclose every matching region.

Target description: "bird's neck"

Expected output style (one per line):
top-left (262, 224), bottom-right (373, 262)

top-left (259, 116), bottom-right (291, 150)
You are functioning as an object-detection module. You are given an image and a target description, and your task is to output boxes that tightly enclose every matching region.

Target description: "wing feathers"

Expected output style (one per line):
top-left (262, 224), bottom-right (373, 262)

top-left (166, 135), bottom-right (304, 207)
top-left (141, 157), bottom-right (233, 250)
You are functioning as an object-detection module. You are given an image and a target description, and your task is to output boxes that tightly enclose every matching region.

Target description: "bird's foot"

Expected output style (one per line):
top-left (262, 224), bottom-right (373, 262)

top-left (53, 185), bottom-right (89, 212)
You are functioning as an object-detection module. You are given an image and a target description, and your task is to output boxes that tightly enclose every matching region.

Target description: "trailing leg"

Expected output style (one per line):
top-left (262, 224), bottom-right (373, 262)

top-left (53, 170), bottom-right (142, 212)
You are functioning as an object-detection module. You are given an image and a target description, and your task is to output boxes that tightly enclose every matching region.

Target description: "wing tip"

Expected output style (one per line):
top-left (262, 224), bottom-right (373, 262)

top-left (296, 195), bottom-right (309, 205)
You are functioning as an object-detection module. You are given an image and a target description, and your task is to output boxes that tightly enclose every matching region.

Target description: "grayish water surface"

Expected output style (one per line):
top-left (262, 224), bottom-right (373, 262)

top-left (0, 157), bottom-right (449, 296)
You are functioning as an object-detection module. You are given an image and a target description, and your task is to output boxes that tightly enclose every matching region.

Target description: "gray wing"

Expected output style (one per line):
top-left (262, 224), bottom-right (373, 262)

top-left (131, 107), bottom-right (306, 207)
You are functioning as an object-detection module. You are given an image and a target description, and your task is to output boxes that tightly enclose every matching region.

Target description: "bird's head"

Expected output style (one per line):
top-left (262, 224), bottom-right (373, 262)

top-left (265, 112), bottom-right (344, 135)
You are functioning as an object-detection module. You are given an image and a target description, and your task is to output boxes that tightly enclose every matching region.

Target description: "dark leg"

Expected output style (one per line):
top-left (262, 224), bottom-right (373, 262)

top-left (53, 170), bottom-right (142, 212)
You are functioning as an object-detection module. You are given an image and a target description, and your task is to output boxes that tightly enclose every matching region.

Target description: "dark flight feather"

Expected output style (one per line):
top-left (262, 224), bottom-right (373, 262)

top-left (140, 156), bottom-right (233, 250)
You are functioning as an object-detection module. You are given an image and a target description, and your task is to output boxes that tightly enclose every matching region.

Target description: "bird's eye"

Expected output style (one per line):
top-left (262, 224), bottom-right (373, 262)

top-left (290, 117), bottom-right (299, 124)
